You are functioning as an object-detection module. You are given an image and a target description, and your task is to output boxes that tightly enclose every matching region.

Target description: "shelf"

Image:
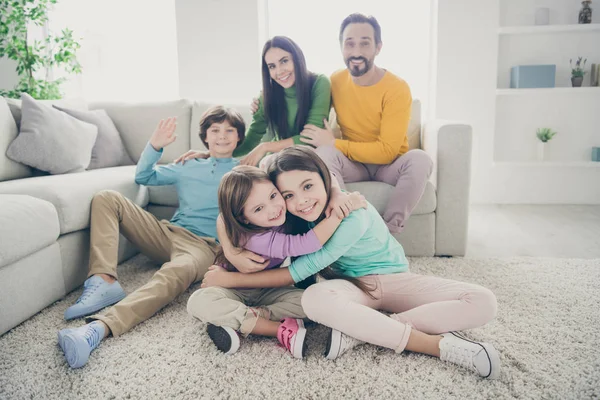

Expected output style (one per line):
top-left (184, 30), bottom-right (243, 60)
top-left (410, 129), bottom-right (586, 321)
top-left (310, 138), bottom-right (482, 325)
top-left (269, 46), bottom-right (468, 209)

top-left (497, 87), bottom-right (600, 95)
top-left (499, 24), bottom-right (600, 35)
top-left (494, 161), bottom-right (600, 168)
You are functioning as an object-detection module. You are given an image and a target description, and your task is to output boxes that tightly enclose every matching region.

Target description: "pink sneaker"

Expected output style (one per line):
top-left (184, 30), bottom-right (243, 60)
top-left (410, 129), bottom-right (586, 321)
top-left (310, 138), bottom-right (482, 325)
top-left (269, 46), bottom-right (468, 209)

top-left (277, 318), bottom-right (307, 359)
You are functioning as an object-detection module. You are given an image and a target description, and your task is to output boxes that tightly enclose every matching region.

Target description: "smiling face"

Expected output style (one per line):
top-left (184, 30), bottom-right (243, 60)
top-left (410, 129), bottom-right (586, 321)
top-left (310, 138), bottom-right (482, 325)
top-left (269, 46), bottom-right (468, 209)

top-left (275, 170), bottom-right (327, 222)
top-left (341, 22), bottom-right (381, 77)
top-left (204, 121), bottom-right (240, 158)
top-left (242, 180), bottom-right (287, 228)
top-left (264, 47), bottom-right (296, 89)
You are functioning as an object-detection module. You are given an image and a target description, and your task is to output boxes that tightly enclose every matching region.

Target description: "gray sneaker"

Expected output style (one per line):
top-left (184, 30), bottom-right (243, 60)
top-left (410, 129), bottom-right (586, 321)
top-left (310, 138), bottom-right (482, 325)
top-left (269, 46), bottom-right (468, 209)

top-left (64, 275), bottom-right (126, 320)
top-left (324, 329), bottom-right (364, 360)
top-left (439, 332), bottom-right (501, 379)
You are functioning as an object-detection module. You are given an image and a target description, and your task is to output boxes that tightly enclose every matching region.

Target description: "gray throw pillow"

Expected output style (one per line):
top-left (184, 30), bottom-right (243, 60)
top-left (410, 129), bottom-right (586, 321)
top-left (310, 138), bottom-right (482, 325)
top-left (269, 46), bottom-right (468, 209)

top-left (6, 93), bottom-right (98, 174)
top-left (53, 106), bottom-right (133, 169)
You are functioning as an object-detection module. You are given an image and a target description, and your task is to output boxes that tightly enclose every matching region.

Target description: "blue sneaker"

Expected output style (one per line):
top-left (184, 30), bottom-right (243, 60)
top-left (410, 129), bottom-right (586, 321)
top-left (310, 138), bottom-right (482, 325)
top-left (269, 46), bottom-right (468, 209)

top-left (59, 321), bottom-right (105, 368)
top-left (64, 275), bottom-right (126, 320)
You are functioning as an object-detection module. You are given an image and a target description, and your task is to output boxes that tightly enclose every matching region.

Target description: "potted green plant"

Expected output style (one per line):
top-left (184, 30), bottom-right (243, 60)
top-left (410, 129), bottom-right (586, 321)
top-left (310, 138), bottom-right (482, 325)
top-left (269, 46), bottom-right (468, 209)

top-left (0, 0), bottom-right (82, 99)
top-left (536, 128), bottom-right (557, 161)
top-left (570, 57), bottom-right (587, 87)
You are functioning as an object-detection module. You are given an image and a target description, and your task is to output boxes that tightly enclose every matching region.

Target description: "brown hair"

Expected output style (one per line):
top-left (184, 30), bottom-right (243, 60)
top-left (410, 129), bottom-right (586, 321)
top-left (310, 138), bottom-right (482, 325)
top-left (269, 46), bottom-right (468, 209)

top-left (339, 13), bottom-right (382, 45)
top-left (198, 105), bottom-right (246, 149)
top-left (267, 147), bottom-right (376, 297)
top-left (215, 165), bottom-right (273, 266)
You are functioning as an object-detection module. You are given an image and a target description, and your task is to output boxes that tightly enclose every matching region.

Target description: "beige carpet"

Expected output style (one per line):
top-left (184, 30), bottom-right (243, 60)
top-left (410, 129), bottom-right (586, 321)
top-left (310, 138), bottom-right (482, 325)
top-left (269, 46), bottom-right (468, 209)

top-left (1, 256), bottom-right (599, 400)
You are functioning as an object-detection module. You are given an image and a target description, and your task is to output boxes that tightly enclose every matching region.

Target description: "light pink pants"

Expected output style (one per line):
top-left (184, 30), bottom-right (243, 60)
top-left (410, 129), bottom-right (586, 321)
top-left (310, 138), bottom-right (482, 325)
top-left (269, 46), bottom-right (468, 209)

top-left (314, 145), bottom-right (433, 233)
top-left (301, 273), bottom-right (497, 352)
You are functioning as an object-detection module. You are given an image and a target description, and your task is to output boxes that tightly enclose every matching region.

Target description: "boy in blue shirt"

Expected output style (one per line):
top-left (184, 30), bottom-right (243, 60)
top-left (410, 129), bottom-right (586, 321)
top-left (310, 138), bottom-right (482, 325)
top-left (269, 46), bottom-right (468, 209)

top-left (58, 106), bottom-right (247, 368)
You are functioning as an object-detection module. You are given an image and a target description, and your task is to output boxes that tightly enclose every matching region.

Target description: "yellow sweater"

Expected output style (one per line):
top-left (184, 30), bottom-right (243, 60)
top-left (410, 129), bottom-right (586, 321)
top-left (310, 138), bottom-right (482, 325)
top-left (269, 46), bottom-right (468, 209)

top-left (331, 69), bottom-right (412, 164)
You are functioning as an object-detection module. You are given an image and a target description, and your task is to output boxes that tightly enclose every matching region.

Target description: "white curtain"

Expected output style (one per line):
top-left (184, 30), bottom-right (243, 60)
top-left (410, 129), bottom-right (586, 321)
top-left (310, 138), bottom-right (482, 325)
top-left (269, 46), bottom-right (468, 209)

top-left (267, 0), bottom-right (432, 108)
top-left (47, 0), bottom-right (179, 102)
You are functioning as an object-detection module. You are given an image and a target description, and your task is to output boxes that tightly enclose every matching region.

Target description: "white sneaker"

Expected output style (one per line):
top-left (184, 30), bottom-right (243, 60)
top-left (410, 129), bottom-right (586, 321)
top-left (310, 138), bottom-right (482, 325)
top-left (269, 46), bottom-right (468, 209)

top-left (207, 324), bottom-right (240, 355)
top-left (439, 332), bottom-right (501, 379)
top-left (324, 329), bottom-right (364, 360)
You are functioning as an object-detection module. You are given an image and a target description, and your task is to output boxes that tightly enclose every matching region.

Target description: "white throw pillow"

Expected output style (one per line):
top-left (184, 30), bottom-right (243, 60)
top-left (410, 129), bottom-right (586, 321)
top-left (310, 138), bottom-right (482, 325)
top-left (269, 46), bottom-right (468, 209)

top-left (6, 93), bottom-right (98, 174)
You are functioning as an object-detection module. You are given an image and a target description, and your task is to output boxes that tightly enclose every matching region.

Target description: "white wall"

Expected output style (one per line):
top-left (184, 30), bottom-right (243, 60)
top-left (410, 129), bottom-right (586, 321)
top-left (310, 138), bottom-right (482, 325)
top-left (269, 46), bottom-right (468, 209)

top-left (175, 0), bottom-right (262, 105)
top-left (433, 0), bottom-right (500, 204)
top-left (0, 59), bottom-right (19, 93)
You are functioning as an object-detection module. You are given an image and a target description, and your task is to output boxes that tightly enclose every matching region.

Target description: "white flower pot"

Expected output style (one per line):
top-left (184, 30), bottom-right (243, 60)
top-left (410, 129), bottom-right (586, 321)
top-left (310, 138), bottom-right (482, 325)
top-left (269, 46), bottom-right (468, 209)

top-left (537, 142), bottom-right (546, 162)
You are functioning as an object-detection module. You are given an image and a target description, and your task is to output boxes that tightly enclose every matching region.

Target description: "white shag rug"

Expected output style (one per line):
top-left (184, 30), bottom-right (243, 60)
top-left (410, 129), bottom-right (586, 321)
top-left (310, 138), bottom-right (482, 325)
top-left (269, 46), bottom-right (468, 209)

top-left (1, 256), bottom-right (599, 400)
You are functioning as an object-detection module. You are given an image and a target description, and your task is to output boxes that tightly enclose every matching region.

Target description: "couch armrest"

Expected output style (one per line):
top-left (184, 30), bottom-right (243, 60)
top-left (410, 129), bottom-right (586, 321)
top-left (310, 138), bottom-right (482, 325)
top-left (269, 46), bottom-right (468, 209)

top-left (422, 120), bottom-right (473, 256)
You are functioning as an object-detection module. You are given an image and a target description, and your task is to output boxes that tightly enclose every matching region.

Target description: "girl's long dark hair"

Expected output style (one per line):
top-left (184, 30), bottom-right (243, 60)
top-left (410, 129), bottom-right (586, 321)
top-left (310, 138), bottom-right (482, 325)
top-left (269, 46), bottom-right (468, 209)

top-left (267, 147), bottom-right (376, 297)
top-left (261, 36), bottom-right (317, 140)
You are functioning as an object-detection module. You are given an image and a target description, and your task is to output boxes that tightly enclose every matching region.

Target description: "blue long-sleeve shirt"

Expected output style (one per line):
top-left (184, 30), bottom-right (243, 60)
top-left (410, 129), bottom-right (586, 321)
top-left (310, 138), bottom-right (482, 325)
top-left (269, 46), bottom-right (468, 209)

top-left (135, 143), bottom-right (238, 239)
top-left (288, 203), bottom-right (409, 283)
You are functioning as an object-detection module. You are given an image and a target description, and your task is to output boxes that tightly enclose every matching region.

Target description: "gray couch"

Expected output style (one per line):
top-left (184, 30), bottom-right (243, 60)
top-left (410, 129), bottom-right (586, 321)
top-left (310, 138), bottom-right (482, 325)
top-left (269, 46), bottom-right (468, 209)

top-left (0, 97), bottom-right (472, 335)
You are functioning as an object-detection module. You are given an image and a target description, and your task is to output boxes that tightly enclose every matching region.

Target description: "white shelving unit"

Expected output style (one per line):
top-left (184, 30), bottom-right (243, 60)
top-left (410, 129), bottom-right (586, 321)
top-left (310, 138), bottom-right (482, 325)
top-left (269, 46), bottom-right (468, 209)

top-left (495, 0), bottom-right (600, 166)
top-left (499, 23), bottom-right (600, 35)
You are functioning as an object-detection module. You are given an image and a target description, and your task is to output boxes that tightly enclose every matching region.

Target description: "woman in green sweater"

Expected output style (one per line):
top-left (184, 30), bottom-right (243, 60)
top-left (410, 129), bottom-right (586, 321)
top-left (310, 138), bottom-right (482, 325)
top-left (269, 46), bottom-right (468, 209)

top-left (176, 36), bottom-right (331, 166)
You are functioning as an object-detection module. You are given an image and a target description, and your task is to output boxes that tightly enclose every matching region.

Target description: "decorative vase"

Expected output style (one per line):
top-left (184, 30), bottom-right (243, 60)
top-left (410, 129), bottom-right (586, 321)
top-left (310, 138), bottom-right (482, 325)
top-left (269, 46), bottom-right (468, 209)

top-left (571, 76), bottom-right (584, 87)
top-left (579, 0), bottom-right (592, 24)
top-left (537, 142), bottom-right (546, 162)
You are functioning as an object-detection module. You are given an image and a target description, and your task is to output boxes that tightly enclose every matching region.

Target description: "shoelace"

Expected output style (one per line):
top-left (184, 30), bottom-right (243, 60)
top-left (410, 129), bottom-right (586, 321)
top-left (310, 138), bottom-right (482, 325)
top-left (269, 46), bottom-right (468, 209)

top-left (445, 344), bottom-right (477, 372)
top-left (84, 324), bottom-right (102, 349)
top-left (76, 282), bottom-right (101, 304)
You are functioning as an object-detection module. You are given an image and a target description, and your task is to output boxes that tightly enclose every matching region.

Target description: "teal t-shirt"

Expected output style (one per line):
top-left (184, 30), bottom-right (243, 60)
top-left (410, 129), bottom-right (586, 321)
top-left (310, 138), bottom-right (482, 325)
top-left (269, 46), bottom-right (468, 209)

top-left (233, 73), bottom-right (331, 157)
top-left (135, 143), bottom-right (238, 239)
top-left (288, 203), bottom-right (409, 283)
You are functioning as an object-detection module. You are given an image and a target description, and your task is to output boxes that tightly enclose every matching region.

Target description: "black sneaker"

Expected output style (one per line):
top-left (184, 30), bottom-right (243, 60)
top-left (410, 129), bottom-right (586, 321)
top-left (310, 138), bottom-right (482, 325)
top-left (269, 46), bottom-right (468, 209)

top-left (207, 324), bottom-right (240, 355)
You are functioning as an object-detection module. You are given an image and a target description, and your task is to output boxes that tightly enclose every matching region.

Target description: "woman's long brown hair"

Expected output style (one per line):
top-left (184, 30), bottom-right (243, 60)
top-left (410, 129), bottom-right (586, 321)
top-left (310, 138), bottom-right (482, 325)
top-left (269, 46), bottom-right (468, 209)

top-left (267, 147), bottom-right (376, 298)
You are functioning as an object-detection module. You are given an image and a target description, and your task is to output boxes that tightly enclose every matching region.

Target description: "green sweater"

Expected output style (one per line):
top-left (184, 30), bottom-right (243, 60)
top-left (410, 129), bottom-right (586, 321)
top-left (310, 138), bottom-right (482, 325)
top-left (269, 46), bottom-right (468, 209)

top-left (233, 74), bottom-right (331, 157)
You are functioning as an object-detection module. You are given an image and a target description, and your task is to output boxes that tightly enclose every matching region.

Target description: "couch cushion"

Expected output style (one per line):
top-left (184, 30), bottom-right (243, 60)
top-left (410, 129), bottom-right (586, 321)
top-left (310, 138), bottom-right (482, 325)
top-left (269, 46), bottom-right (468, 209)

top-left (148, 185), bottom-right (179, 207)
top-left (346, 180), bottom-right (436, 215)
top-left (7, 94), bottom-right (98, 174)
top-left (90, 99), bottom-right (193, 164)
top-left (0, 166), bottom-right (149, 235)
top-left (0, 97), bottom-right (31, 181)
top-left (0, 194), bottom-right (60, 268)
top-left (53, 106), bottom-right (134, 169)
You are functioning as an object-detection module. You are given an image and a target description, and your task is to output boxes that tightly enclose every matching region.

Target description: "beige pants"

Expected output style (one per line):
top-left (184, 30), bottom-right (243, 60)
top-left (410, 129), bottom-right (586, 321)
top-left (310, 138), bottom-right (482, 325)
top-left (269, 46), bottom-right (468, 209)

top-left (187, 286), bottom-right (306, 336)
top-left (85, 190), bottom-right (219, 336)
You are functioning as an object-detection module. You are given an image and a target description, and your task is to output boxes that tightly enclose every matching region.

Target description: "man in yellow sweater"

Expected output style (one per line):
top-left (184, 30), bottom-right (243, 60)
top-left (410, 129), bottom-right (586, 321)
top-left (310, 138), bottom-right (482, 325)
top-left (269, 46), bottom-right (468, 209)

top-left (300, 13), bottom-right (433, 233)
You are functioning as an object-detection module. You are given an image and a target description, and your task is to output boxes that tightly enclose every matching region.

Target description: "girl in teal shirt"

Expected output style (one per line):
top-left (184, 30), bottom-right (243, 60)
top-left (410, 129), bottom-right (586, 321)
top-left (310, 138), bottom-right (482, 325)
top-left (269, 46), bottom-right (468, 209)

top-left (203, 147), bottom-right (501, 380)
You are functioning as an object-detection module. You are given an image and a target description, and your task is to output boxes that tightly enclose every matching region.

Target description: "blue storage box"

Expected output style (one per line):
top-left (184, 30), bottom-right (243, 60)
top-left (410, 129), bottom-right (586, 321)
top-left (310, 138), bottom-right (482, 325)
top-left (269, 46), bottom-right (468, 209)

top-left (592, 147), bottom-right (600, 162)
top-left (510, 65), bottom-right (556, 88)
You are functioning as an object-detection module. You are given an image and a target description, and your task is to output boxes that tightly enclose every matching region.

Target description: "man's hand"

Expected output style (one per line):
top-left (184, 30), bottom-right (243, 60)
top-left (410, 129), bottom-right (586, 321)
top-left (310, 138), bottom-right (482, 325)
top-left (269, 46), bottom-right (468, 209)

top-left (299, 119), bottom-right (336, 148)
top-left (174, 149), bottom-right (210, 165)
top-left (250, 97), bottom-right (259, 114)
top-left (150, 117), bottom-right (177, 151)
top-left (201, 265), bottom-right (236, 288)
top-left (326, 188), bottom-right (367, 218)
top-left (227, 248), bottom-right (270, 273)
top-left (240, 143), bottom-right (268, 166)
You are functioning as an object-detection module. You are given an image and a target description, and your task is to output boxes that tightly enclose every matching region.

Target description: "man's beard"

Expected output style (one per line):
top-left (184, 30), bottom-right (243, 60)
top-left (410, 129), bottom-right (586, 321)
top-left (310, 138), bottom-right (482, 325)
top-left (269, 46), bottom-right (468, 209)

top-left (346, 56), bottom-right (371, 77)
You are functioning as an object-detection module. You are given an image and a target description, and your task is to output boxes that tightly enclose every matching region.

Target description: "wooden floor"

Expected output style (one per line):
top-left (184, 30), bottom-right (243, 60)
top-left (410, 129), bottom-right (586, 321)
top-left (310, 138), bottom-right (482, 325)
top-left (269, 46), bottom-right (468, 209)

top-left (466, 205), bottom-right (600, 259)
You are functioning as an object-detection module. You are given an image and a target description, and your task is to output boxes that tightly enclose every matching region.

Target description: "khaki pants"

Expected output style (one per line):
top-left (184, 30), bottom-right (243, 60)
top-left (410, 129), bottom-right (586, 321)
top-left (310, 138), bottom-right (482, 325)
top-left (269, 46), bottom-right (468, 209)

top-left (85, 190), bottom-right (219, 336)
top-left (187, 286), bottom-right (306, 336)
